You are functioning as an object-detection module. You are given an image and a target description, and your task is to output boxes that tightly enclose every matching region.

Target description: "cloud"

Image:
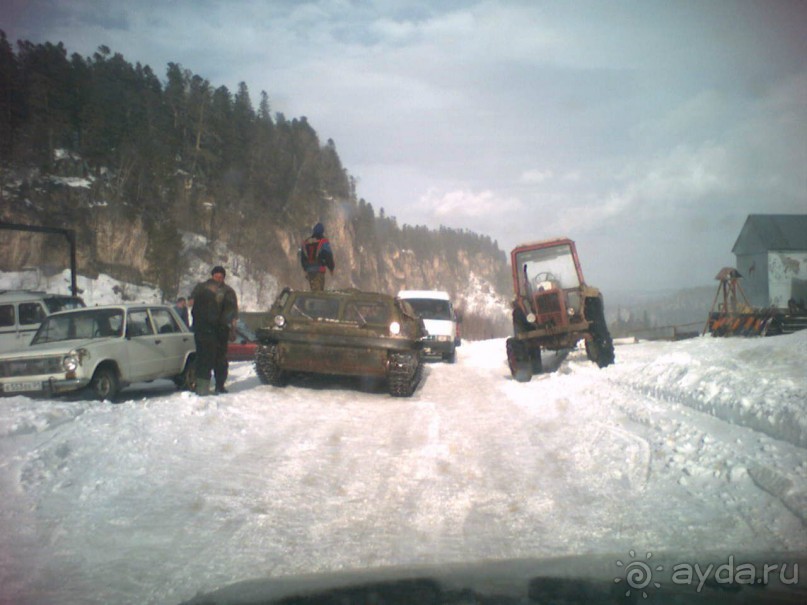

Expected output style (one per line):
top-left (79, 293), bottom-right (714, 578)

top-left (520, 169), bottom-right (554, 184)
top-left (619, 143), bottom-right (733, 207)
top-left (419, 188), bottom-right (523, 220)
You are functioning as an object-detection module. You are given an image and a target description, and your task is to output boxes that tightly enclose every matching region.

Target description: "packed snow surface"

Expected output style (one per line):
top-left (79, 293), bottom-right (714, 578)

top-left (1, 332), bottom-right (806, 604)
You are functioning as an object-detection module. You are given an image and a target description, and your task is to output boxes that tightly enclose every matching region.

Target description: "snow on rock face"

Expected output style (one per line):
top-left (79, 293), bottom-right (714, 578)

top-left (178, 232), bottom-right (279, 311)
top-left (458, 272), bottom-right (511, 318)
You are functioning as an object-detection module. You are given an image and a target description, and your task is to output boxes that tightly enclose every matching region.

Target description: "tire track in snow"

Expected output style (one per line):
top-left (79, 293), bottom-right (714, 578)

top-left (603, 374), bottom-right (807, 544)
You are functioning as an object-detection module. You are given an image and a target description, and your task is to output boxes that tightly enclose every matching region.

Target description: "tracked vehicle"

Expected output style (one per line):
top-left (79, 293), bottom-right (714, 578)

top-left (255, 288), bottom-right (425, 397)
top-left (506, 238), bottom-right (614, 382)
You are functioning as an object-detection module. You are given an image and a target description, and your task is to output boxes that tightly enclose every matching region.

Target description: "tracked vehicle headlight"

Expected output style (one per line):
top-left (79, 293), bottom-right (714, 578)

top-left (526, 313), bottom-right (536, 323)
top-left (273, 315), bottom-right (286, 328)
top-left (389, 321), bottom-right (401, 335)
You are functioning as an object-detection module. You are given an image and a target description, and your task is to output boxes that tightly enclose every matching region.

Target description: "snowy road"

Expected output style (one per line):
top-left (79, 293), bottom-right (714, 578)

top-left (1, 333), bottom-right (806, 604)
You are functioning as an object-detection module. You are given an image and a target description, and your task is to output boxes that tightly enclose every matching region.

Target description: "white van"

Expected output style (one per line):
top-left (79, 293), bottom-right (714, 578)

top-left (0, 290), bottom-right (86, 353)
top-left (397, 290), bottom-right (460, 363)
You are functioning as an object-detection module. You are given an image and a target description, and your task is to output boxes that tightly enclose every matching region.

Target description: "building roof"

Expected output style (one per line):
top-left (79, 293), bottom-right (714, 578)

top-left (732, 214), bottom-right (807, 255)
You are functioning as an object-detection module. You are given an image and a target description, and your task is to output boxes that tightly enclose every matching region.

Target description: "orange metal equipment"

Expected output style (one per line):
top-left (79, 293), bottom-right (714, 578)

top-left (704, 268), bottom-right (780, 337)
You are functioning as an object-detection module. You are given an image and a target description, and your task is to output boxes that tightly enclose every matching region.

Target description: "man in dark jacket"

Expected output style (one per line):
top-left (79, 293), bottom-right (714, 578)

top-left (174, 297), bottom-right (189, 326)
top-left (189, 280), bottom-right (220, 396)
top-left (210, 265), bottom-right (238, 394)
top-left (190, 265), bottom-right (239, 395)
top-left (300, 222), bottom-right (335, 291)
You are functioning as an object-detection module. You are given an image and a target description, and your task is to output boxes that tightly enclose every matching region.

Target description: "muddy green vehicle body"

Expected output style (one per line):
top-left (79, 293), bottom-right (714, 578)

top-left (255, 288), bottom-right (425, 396)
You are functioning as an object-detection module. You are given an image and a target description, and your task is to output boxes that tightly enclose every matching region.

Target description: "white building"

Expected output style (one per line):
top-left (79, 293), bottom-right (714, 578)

top-left (732, 214), bottom-right (807, 309)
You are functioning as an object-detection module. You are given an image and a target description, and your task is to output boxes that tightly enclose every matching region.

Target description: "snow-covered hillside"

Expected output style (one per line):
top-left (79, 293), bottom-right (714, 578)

top-left (0, 329), bottom-right (805, 604)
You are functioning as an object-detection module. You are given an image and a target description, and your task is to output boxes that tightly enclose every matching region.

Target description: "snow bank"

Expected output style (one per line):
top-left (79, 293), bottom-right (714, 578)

top-left (608, 331), bottom-right (807, 448)
top-left (1, 232), bottom-right (281, 311)
top-left (0, 330), bottom-right (805, 604)
top-left (0, 269), bottom-right (162, 305)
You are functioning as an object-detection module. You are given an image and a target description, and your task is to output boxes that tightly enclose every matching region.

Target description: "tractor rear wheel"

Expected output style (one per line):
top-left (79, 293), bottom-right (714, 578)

top-left (584, 298), bottom-right (615, 368)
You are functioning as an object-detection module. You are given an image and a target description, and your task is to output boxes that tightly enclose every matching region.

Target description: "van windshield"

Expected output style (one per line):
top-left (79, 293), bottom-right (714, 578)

top-left (43, 296), bottom-right (86, 313)
top-left (405, 299), bottom-right (452, 320)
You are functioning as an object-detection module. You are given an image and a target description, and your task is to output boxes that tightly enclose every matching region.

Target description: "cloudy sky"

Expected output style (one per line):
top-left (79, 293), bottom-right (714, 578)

top-left (3, 0), bottom-right (806, 293)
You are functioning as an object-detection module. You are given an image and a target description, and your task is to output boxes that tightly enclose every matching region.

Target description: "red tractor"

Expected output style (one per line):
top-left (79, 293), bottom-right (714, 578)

top-left (506, 237), bottom-right (614, 382)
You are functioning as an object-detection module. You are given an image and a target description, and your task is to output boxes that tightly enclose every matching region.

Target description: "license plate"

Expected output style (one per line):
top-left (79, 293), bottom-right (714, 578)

top-left (3, 381), bottom-right (43, 393)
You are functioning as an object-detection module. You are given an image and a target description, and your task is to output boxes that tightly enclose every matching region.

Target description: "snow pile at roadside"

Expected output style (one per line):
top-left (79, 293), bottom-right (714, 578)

top-left (0, 232), bottom-right (281, 312)
top-left (609, 331), bottom-right (807, 448)
top-left (0, 269), bottom-right (162, 306)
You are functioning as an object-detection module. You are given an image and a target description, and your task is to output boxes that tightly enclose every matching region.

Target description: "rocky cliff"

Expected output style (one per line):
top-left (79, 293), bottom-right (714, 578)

top-left (1, 161), bottom-right (512, 329)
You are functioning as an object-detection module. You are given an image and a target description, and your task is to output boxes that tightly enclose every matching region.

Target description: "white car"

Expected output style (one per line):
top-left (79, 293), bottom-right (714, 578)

top-left (0, 304), bottom-right (196, 401)
top-left (397, 290), bottom-right (461, 363)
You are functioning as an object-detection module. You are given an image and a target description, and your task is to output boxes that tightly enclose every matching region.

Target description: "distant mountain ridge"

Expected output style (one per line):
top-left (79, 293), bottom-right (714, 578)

top-left (608, 285), bottom-right (716, 337)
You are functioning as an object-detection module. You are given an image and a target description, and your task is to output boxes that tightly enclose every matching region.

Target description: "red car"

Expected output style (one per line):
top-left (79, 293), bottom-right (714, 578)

top-left (227, 320), bottom-right (258, 361)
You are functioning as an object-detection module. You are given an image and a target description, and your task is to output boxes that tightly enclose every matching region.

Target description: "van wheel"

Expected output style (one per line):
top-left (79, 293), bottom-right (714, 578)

top-left (442, 349), bottom-right (456, 364)
top-left (89, 366), bottom-right (120, 402)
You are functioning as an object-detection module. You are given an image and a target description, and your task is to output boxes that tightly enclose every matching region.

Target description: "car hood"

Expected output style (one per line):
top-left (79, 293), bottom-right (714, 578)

top-left (421, 318), bottom-right (454, 337)
top-left (180, 551), bottom-right (806, 604)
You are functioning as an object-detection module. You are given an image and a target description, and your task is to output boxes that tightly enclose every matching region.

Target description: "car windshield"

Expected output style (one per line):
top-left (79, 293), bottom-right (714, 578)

top-left (343, 300), bottom-right (390, 324)
top-left (289, 295), bottom-right (341, 321)
top-left (32, 308), bottom-right (124, 344)
top-left (43, 296), bottom-right (86, 313)
top-left (515, 244), bottom-right (581, 292)
top-left (405, 299), bottom-right (452, 320)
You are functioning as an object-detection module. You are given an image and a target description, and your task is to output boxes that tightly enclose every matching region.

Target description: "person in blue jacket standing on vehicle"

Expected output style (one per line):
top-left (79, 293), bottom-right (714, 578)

top-left (300, 222), bottom-right (335, 291)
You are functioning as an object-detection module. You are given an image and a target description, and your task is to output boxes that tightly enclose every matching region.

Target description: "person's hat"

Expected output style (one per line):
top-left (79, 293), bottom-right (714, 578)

top-left (211, 265), bottom-right (226, 276)
top-left (312, 222), bottom-right (325, 237)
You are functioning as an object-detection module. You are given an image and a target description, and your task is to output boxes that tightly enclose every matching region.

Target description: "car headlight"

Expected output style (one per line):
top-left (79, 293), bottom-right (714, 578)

top-left (389, 321), bottom-right (401, 335)
top-left (273, 315), bottom-right (286, 328)
top-left (63, 351), bottom-right (80, 372)
top-left (526, 313), bottom-right (536, 323)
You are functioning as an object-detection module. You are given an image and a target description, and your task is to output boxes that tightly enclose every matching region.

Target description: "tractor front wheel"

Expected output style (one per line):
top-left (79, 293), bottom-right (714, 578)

top-left (506, 337), bottom-right (533, 382)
